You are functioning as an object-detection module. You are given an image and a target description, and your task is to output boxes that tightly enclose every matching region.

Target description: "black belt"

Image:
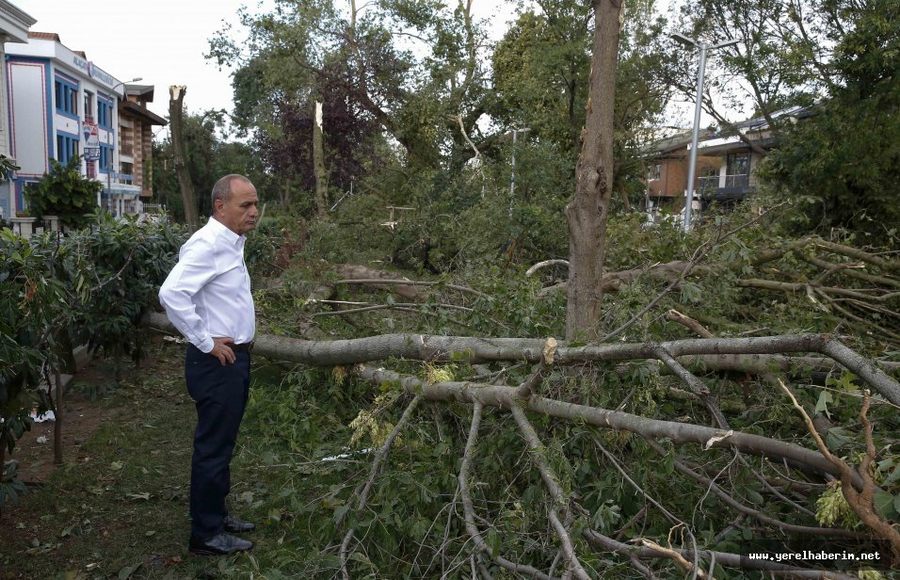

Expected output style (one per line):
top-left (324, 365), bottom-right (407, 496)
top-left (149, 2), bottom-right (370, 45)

top-left (232, 341), bottom-right (254, 353)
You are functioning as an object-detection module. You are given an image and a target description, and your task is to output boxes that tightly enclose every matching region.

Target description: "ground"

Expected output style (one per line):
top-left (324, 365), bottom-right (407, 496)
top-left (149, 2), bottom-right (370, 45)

top-left (0, 335), bottom-right (366, 579)
top-left (0, 338), bottom-right (216, 579)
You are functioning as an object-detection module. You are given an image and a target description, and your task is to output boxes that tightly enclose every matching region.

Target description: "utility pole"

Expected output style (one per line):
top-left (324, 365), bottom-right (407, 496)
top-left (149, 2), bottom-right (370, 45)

top-left (672, 33), bottom-right (739, 232)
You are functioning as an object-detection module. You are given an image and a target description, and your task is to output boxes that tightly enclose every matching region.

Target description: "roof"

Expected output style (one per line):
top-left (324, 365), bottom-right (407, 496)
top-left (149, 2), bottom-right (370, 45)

top-left (120, 100), bottom-right (167, 125)
top-left (27, 31), bottom-right (88, 59)
top-left (125, 84), bottom-right (155, 101)
top-left (27, 31), bottom-right (59, 41)
top-left (645, 128), bottom-right (715, 156)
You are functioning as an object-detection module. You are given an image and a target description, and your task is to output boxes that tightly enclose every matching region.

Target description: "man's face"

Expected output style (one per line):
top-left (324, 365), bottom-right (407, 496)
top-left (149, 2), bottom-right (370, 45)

top-left (215, 180), bottom-right (259, 235)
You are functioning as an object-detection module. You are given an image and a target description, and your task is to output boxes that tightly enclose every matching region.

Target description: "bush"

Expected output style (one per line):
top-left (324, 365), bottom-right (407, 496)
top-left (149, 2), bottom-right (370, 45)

top-left (24, 157), bottom-right (102, 228)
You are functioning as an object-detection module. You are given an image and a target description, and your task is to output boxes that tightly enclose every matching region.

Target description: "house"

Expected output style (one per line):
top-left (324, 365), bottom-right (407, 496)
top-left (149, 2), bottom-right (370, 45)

top-left (116, 84), bottom-right (167, 212)
top-left (3, 31), bottom-right (162, 226)
top-left (644, 107), bottom-right (811, 215)
top-left (0, 0), bottom-right (34, 221)
top-left (644, 129), bottom-right (718, 215)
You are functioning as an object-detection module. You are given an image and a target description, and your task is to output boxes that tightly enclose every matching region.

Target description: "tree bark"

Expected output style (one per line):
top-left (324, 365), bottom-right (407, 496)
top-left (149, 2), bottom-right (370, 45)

top-left (313, 101), bottom-right (327, 219)
top-left (355, 367), bottom-right (862, 487)
top-left (564, 0), bottom-right (623, 340)
top-left (168, 86), bottom-right (198, 229)
top-left (144, 312), bottom-right (900, 405)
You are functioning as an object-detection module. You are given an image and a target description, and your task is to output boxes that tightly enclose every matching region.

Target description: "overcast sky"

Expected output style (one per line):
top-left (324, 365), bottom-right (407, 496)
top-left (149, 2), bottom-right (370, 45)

top-left (17, 1), bottom-right (706, 142)
top-left (17, 0), bottom-right (519, 141)
top-left (17, 1), bottom-right (263, 132)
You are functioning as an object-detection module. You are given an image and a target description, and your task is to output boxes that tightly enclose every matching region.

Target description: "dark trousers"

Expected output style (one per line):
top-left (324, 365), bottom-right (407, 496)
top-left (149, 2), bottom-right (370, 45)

top-left (185, 344), bottom-right (250, 539)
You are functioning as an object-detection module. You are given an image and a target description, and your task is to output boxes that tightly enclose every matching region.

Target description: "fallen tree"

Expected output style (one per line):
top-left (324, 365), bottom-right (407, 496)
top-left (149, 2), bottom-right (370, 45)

top-left (144, 313), bottom-right (900, 406)
top-left (145, 311), bottom-right (900, 575)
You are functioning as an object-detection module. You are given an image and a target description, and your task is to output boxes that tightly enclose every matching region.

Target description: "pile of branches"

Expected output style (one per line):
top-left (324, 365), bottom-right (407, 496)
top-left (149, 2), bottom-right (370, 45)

top-left (147, 311), bottom-right (900, 578)
top-left (527, 235), bottom-right (900, 347)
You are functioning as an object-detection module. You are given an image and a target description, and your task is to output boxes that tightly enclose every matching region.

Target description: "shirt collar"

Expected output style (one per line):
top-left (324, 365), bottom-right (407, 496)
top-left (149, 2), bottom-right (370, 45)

top-left (208, 216), bottom-right (244, 246)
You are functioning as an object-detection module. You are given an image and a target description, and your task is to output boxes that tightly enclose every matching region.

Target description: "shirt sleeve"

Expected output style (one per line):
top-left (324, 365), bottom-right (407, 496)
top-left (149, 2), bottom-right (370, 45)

top-left (158, 239), bottom-right (218, 353)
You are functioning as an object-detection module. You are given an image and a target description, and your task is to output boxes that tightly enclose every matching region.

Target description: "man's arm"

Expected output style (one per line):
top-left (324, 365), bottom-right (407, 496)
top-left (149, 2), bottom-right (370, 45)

top-left (159, 239), bottom-right (217, 353)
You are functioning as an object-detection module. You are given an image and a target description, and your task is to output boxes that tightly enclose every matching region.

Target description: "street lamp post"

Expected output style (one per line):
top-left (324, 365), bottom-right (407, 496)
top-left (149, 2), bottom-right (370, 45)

top-left (672, 33), bottom-right (738, 232)
top-left (105, 77), bottom-right (141, 216)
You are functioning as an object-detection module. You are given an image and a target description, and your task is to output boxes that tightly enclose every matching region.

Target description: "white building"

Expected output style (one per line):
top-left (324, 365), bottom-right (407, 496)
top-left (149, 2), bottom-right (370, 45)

top-left (0, 0), bottom-right (34, 220)
top-left (3, 31), bottom-right (142, 219)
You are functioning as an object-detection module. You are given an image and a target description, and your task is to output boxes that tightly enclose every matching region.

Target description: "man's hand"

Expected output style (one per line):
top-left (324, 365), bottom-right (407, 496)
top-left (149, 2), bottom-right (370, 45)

top-left (210, 337), bottom-right (236, 365)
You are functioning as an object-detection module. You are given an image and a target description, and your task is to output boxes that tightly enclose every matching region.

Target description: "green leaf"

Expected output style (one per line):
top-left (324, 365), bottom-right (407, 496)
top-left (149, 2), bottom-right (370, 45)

top-left (744, 489), bottom-right (765, 506)
top-left (873, 491), bottom-right (897, 520)
top-left (814, 390), bottom-right (833, 418)
top-left (333, 503), bottom-right (350, 525)
top-left (486, 527), bottom-right (500, 557)
top-left (117, 561), bottom-right (142, 579)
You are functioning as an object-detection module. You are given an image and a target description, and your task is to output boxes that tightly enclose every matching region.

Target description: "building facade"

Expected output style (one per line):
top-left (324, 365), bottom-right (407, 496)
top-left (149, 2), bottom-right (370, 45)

top-left (119, 84), bottom-right (166, 204)
top-left (643, 107), bottom-right (812, 218)
top-left (3, 32), bottom-right (162, 220)
top-left (0, 0), bottom-right (34, 220)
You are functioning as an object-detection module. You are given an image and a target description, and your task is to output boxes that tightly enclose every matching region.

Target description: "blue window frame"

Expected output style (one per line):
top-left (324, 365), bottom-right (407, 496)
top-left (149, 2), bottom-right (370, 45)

top-left (56, 133), bottom-right (79, 164)
top-left (54, 77), bottom-right (78, 118)
top-left (97, 96), bottom-right (113, 129)
top-left (99, 144), bottom-right (112, 172)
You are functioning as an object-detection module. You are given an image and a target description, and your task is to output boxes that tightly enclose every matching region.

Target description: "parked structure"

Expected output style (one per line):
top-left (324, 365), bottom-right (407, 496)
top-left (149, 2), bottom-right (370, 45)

top-left (2, 31), bottom-right (165, 223)
top-left (644, 107), bottom-right (811, 218)
top-left (0, 0), bottom-right (35, 221)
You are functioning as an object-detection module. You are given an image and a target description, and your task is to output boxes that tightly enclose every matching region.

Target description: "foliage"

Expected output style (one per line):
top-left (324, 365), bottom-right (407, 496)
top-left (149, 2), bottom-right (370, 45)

top-left (24, 157), bottom-right (102, 228)
top-left (0, 216), bottom-right (186, 506)
top-left (0, 229), bottom-right (66, 463)
top-left (153, 110), bottom-right (270, 221)
top-left (760, 0), bottom-right (900, 237)
top-left (57, 212), bottom-right (186, 373)
top-left (492, 0), bottom-right (670, 207)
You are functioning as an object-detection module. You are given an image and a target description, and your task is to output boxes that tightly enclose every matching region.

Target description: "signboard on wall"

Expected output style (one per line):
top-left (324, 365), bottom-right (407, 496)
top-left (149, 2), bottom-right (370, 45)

top-left (83, 120), bottom-right (100, 161)
top-left (72, 55), bottom-right (117, 90)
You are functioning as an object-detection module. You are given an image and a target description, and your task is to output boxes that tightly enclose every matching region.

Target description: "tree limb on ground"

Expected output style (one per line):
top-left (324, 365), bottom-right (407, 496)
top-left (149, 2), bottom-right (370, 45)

top-left (143, 312), bottom-right (900, 406)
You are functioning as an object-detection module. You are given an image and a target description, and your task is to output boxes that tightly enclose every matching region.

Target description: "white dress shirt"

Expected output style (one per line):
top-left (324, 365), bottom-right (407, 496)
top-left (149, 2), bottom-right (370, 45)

top-left (159, 217), bottom-right (256, 353)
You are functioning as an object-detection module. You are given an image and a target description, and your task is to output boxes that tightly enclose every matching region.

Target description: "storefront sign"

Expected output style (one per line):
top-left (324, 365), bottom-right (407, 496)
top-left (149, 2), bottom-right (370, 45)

top-left (71, 55), bottom-right (118, 89)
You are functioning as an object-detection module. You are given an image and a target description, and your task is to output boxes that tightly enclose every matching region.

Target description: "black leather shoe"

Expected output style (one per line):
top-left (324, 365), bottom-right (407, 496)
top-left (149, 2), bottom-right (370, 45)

top-left (189, 532), bottom-right (253, 556)
top-left (224, 514), bottom-right (256, 533)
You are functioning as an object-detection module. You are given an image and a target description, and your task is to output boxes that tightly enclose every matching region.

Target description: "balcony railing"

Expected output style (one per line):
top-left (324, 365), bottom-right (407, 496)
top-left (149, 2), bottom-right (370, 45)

top-left (723, 173), bottom-right (750, 188)
top-left (696, 175), bottom-right (719, 194)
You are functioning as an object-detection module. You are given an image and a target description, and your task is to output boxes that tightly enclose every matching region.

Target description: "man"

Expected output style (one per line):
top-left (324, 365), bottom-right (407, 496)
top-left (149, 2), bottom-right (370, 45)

top-left (159, 174), bottom-right (259, 555)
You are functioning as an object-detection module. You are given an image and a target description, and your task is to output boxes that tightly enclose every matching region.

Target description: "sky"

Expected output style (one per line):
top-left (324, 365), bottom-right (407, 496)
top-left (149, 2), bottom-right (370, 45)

top-left (16, 0), bottom-right (518, 142)
top-left (16, 0), bottom-right (272, 138)
top-left (15, 1), bottom-right (705, 142)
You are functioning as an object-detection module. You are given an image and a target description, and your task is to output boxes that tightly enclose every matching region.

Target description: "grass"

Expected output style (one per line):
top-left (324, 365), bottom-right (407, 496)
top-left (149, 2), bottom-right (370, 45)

top-left (0, 337), bottom-right (370, 579)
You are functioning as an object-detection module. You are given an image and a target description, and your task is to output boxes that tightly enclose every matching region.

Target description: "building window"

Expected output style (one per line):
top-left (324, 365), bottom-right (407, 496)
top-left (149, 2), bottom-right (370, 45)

top-left (725, 152), bottom-right (750, 188)
top-left (84, 91), bottom-right (95, 122)
top-left (97, 97), bottom-right (113, 129)
top-left (56, 134), bottom-right (79, 164)
top-left (647, 163), bottom-right (661, 181)
top-left (54, 77), bottom-right (79, 117)
top-left (99, 144), bottom-right (113, 172)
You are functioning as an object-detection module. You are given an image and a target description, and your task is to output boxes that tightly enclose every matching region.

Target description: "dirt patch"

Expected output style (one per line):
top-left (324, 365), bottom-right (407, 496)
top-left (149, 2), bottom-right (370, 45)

top-left (7, 352), bottom-right (159, 484)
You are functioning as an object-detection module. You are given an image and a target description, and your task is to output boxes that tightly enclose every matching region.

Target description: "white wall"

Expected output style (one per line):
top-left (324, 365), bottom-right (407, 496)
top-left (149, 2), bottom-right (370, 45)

top-left (8, 61), bottom-right (48, 178)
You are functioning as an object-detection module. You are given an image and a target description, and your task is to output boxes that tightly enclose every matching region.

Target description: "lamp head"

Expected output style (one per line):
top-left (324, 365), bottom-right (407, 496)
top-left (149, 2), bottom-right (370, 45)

top-left (671, 33), bottom-right (697, 48)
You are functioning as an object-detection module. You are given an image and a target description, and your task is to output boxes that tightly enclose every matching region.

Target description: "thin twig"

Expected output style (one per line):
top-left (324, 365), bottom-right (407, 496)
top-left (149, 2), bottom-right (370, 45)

top-left (594, 437), bottom-right (703, 578)
top-left (510, 405), bottom-right (591, 580)
top-left (340, 395), bottom-right (423, 579)
top-left (457, 402), bottom-right (558, 580)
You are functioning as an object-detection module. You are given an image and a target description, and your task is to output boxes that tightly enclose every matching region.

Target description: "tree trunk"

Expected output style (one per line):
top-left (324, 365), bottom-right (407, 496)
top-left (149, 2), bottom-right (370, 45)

top-left (144, 311), bottom-right (900, 405)
top-left (313, 102), bottom-right (328, 219)
top-left (53, 369), bottom-right (63, 465)
top-left (565, 0), bottom-right (622, 340)
top-left (168, 86), bottom-right (198, 229)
